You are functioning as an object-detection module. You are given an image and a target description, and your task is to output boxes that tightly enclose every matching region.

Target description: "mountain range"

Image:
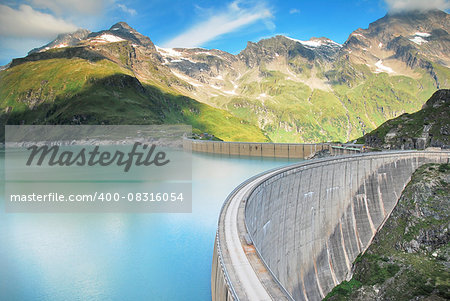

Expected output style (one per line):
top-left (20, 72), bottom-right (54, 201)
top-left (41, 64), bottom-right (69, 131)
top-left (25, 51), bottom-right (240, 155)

top-left (1, 9), bottom-right (449, 142)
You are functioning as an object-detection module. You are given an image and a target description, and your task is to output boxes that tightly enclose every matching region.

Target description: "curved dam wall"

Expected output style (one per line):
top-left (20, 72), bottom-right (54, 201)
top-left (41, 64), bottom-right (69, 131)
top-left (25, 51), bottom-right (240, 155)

top-left (245, 151), bottom-right (449, 300)
top-left (212, 234), bottom-right (235, 301)
top-left (183, 139), bottom-right (360, 159)
top-left (212, 151), bottom-right (449, 301)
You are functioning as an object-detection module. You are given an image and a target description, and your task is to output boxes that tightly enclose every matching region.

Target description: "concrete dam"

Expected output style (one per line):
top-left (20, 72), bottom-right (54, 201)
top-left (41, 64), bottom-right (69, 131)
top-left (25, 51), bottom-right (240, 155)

top-left (183, 139), bottom-right (362, 159)
top-left (211, 150), bottom-right (450, 301)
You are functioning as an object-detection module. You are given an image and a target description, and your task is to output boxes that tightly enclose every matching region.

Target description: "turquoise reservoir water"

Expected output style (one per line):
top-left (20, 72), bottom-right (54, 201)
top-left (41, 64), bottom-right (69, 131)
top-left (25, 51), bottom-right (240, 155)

top-left (0, 150), bottom-right (295, 300)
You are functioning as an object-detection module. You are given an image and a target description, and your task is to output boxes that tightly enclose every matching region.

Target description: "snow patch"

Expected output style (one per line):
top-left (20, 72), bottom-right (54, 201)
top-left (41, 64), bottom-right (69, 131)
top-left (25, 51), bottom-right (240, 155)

top-left (285, 36), bottom-right (341, 48)
top-left (172, 58), bottom-right (196, 63)
top-left (156, 46), bottom-right (197, 63)
top-left (409, 36), bottom-right (428, 45)
top-left (322, 39), bottom-right (342, 47)
top-left (111, 28), bottom-right (119, 31)
top-left (351, 33), bottom-right (366, 39)
top-left (91, 34), bottom-right (125, 43)
top-left (301, 40), bottom-right (323, 47)
top-left (378, 42), bottom-right (383, 48)
top-left (194, 51), bottom-right (225, 60)
top-left (215, 75), bottom-right (223, 80)
top-left (160, 48), bottom-right (214, 62)
top-left (155, 46), bottom-right (183, 57)
top-left (230, 81), bottom-right (239, 90)
top-left (375, 60), bottom-right (394, 74)
top-left (223, 90), bottom-right (237, 95)
top-left (171, 71), bottom-right (203, 87)
top-left (98, 34), bottom-right (125, 42)
top-left (415, 32), bottom-right (431, 37)
top-left (286, 37), bottom-right (322, 47)
top-left (409, 32), bottom-right (431, 45)
top-left (285, 36), bottom-right (303, 43)
top-left (209, 83), bottom-right (238, 95)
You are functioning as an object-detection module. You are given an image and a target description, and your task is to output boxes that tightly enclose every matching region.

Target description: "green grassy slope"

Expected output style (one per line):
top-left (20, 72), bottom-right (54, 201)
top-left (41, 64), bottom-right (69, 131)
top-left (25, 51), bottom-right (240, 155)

top-left (1, 37), bottom-right (448, 144)
top-left (0, 57), bottom-right (268, 142)
top-left (357, 89), bottom-right (449, 149)
top-left (208, 64), bottom-right (441, 143)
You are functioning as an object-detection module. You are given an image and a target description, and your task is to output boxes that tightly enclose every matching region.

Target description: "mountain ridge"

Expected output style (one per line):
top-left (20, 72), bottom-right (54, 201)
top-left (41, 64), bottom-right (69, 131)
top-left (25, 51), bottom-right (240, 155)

top-left (1, 10), bottom-right (449, 143)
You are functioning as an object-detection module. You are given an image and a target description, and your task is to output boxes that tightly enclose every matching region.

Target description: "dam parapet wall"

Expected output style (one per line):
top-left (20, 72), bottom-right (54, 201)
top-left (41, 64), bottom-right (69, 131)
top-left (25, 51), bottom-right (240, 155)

top-left (184, 139), bottom-right (363, 159)
top-left (212, 151), bottom-right (449, 301)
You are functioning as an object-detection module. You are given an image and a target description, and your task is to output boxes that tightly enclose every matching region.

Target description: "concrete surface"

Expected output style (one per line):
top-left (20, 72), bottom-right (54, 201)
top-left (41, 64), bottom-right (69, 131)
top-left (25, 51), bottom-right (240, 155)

top-left (184, 139), bottom-right (340, 159)
top-left (212, 150), bottom-right (449, 301)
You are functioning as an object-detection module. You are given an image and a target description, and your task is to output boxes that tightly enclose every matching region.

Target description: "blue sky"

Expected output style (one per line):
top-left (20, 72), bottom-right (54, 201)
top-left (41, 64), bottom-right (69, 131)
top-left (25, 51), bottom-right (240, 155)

top-left (0, 0), bottom-right (449, 65)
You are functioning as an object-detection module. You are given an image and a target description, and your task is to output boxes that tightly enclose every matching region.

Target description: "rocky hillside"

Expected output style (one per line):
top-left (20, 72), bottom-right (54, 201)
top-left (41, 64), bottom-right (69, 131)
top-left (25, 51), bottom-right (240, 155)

top-left (359, 89), bottom-right (449, 149)
top-left (155, 9), bottom-right (449, 142)
top-left (342, 9), bottom-right (450, 82)
top-left (1, 10), bottom-right (449, 142)
top-left (28, 29), bottom-right (91, 54)
top-left (325, 163), bottom-right (450, 301)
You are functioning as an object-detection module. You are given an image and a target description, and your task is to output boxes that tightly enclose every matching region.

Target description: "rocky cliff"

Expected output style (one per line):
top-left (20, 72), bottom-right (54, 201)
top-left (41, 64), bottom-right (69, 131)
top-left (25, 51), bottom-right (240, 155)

top-left (325, 163), bottom-right (450, 300)
top-left (360, 89), bottom-right (449, 149)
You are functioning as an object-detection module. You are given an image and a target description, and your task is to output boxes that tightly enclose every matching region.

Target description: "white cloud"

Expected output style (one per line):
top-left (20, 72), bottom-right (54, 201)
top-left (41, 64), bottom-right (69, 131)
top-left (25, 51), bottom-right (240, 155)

top-left (29, 0), bottom-right (107, 15)
top-left (384, 0), bottom-right (450, 12)
top-left (117, 3), bottom-right (137, 16)
top-left (289, 8), bottom-right (300, 14)
top-left (163, 1), bottom-right (274, 48)
top-left (0, 4), bottom-right (78, 38)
